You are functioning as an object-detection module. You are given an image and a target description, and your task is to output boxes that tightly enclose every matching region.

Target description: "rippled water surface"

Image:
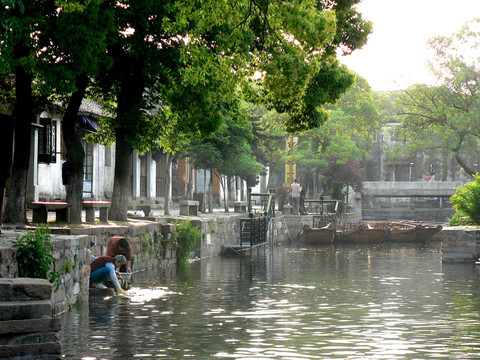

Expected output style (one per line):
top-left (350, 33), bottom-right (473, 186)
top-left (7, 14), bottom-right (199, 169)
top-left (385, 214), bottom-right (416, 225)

top-left (61, 242), bottom-right (480, 359)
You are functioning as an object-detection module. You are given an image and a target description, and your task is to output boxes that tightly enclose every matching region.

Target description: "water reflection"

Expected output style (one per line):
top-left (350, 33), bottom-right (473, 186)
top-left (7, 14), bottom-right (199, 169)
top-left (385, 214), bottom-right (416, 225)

top-left (61, 242), bottom-right (480, 359)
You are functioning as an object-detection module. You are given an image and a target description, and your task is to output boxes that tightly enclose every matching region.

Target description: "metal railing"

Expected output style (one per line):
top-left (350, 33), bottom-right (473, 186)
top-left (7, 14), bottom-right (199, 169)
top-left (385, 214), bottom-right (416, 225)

top-left (239, 190), bottom-right (275, 247)
top-left (310, 200), bottom-right (341, 228)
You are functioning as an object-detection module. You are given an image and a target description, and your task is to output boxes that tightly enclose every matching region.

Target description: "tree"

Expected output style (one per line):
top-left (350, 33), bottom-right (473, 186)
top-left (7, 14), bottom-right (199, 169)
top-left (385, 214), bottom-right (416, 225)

top-left (394, 19), bottom-right (480, 177)
top-left (249, 102), bottom-right (289, 192)
top-left (94, 0), bottom-right (371, 220)
top-left (1, 0), bottom-right (114, 224)
top-left (324, 158), bottom-right (364, 202)
top-left (0, 1), bottom-right (55, 224)
top-left (294, 75), bottom-right (382, 198)
top-left (450, 174), bottom-right (480, 225)
top-left (2, 0), bottom-right (371, 223)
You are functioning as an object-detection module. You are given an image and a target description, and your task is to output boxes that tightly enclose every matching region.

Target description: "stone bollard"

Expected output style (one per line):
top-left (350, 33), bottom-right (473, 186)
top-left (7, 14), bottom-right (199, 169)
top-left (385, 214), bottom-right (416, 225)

top-left (283, 205), bottom-right (293, 215)
top-left (179, 200), bottom-right (199, 216)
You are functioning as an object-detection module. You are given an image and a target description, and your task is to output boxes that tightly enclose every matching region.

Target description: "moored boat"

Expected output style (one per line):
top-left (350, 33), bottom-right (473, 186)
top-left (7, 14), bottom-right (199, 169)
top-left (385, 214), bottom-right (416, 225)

top-left (299, 223), bottom-right (336, 244)
top-left (387, 221), bottom-right (442, 242)
top-left (337, 222), bottom-right (389, 243)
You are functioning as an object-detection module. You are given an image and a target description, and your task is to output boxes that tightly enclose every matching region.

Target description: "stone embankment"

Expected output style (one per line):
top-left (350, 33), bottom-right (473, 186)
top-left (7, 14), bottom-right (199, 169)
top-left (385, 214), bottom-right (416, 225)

top-left (2, 211), bottom-right (477, 359)
top-left (0, 278), bottom-right (61, 360)
top-left (441, 227), bottom-right (480, 263)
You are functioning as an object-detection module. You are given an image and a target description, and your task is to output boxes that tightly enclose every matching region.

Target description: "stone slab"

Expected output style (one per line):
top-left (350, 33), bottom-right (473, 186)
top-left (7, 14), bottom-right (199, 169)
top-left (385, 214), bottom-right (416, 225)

top-left (0, 318), bottom-right (60, 335)
top-left (0, 300), bottom-right (52, 321)
top-left (0, 342), bottom-right (61, 357)
top-left (12, 278), bottom-right (52, 300)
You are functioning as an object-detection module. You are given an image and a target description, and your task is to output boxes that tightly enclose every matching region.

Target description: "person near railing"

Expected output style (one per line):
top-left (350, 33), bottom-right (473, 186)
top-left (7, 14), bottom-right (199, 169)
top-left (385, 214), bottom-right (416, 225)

top-left (299, 186), bottom-right (308, 215)
top-left (276, 183), bottom-right (288, 212)
top-left (291, 179), bottom-right (301, 215)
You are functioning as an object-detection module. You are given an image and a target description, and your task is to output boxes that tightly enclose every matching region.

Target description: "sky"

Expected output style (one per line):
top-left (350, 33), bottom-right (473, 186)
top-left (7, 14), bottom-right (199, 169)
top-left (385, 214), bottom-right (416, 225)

top-left (340, 0), bottom-right (480, 92)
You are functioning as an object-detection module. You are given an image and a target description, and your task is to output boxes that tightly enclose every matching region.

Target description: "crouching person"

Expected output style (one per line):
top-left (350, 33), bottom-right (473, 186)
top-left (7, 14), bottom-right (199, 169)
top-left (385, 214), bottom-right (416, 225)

top-left (90, 255), bottom-right (128, 296)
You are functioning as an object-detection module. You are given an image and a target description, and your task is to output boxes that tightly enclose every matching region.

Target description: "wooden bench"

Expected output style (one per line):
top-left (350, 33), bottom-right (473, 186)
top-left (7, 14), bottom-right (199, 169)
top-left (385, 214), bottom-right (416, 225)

top-left (83, 200), bottom-right (111, 223)
top-left (232, 201), bottom-right (248, 213)
top-left (179, 200), bottom-right (199, 216)
top-left (29, 201), bottom-right (70, 223)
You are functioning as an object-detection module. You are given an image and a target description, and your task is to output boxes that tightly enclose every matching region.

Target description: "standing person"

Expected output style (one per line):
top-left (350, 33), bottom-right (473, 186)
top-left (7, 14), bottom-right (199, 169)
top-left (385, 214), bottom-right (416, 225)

top-left (105, 236), bottom-right (133, 273)
top-left (299, 185), bottom-right (307, 215)
top-left (90, 255), bottom-right (128, 295)
top-left (291, 179), bottom-right (301, 215)
top-left (430, 164), bottom-right (436, 182)
top-left (276, 183), bottom-right (288, 212)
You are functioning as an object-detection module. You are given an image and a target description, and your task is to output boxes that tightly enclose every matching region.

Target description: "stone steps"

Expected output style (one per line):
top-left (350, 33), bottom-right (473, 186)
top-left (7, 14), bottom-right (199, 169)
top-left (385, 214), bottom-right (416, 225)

top-left (0, 279), bottom-right (61, 359)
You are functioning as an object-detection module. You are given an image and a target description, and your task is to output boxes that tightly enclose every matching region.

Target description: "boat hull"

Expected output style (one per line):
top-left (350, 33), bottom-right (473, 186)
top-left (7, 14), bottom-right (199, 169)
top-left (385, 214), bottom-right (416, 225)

top-left (338, 228), bottom-right (388, 243)
top-left (299, 224), bottom-right (336, 244)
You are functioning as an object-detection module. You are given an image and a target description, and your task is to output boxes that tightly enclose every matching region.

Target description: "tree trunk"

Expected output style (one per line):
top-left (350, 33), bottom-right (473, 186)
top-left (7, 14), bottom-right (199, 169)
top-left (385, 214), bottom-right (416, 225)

top-left (62, 74), bottom-right (88, 224)
top-left (203, 169), bottom-right (207, 213)
top-left (0, 116), bottom-right (14, 227)
top-left (455, 152), bottom-right (476, 177)
top-left (208, 169), bottom-right (213, 213)
top-left (3, 62), bottom-right (33, 224)
top-left (226, 175), bottom-right (232, 212)
top-left (109, 131), bottom-right (132, 221)
top-left (109, 58), bottom-right (145, 220)
top-left (216, 171), bottom-right (228, 212)
top-left (164, 153), bottom-right (171, 215)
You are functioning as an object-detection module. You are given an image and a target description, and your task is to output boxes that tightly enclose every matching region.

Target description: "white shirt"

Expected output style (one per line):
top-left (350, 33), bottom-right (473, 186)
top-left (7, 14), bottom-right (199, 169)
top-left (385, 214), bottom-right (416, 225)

top-left (291, 182), bottom-right (301, 197)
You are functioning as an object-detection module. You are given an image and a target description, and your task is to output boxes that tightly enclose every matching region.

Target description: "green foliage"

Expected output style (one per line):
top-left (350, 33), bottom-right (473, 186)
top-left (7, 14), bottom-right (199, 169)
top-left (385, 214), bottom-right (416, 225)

top-left (449, 174), bottom-right (480, 226)
top-left (172, 220), bottom-right (202, 264)
top-left (288, 75), bottom-right (381, 196)
top-left (13, 225), bottom-right (58, 283)
top-left (141, 231), bottom-right (167, 262)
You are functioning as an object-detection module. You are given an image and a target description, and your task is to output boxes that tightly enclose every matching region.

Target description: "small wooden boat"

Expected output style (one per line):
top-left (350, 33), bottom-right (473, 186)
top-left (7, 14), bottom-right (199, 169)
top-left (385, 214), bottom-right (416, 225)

top-left (387, 221), bottom-right (442, 242)
top-left (299, 223), bottom-right (336, 244)
top-left (338, 222), bottom-right (389, 243)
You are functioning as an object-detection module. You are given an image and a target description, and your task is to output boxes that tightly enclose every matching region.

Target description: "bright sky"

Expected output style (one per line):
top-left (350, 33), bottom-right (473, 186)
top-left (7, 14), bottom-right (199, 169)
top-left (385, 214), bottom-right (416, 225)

top-left (340, 0), bottom-right (480, 92)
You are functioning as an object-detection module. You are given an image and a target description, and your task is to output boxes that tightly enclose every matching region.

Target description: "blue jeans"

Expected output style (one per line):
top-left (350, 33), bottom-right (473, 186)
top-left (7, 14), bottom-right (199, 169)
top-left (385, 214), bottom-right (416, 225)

top-left (90, 263), bottom-right (121, 288)
top-left (90, 267), bottom-right (110, 283)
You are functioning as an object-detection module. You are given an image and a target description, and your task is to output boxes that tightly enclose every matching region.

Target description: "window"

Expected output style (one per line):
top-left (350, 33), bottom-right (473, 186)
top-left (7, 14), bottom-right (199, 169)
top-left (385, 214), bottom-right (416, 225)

top-left (38, 118), bottom-right (56, 163)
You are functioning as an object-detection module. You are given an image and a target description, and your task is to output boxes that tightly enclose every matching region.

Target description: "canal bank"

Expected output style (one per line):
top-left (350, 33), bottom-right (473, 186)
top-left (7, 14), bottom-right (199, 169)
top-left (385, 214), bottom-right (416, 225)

top-left (0, 209), bottom-right (292, 313)
top-left (0, 209), bottom-right (479, 359)
top-left (1, 209), bottom-right (282, 359)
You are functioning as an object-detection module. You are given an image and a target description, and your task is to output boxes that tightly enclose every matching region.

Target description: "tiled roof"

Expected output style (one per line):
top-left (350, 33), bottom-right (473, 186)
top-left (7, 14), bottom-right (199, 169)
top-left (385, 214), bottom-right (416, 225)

top-left (79, 99), bottom-right (109, 117)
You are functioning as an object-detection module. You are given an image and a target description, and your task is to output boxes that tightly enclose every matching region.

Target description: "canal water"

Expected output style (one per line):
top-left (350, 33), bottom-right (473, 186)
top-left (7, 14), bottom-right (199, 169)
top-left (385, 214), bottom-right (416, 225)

top-left (61, 241), bottom-right (480, 359)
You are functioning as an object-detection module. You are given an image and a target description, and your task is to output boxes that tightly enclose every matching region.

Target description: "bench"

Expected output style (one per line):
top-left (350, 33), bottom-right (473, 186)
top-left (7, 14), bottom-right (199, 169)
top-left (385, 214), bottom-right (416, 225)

top-left (179, 200), bottom-right (199, 216)
top-left (29, 201), bottom-right (70, 223)
top-left (232, 201), bottom-right (248, 213)
top-left (83, 200), bottom-right (111, 223)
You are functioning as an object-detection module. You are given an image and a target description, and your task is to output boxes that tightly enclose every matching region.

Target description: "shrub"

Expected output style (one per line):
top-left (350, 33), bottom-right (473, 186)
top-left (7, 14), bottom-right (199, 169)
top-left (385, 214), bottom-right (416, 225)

top-left (449, 174), bottom-right (480, 226)
top-left (13, 225), bottom-right (58, 282)
top-left (172, 220), bottom-right (202, 264)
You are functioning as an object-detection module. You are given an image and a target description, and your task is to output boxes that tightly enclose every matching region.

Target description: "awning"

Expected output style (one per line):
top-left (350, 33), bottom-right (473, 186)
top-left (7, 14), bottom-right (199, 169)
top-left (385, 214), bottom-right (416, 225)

top-left (79, 116), bottom-right (99, 133)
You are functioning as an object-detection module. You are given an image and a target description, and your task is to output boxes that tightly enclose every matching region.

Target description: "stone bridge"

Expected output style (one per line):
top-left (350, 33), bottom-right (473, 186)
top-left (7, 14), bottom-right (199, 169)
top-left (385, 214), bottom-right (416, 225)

top-left (361, 181), bottom-right (461, 197)
top-left (350, 181), bottom-right (463, 222)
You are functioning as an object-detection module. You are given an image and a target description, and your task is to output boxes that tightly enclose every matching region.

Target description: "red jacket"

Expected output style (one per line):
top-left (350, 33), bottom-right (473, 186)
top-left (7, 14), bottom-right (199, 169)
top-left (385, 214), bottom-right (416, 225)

top-left (105, 236), bottom-right (132, 261)
top-left (91, 255), bottom-right (115, 272)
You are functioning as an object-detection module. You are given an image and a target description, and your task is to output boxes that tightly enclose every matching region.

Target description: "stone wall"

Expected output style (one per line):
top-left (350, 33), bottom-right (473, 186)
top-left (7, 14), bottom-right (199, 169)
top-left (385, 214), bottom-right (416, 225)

top-left (0, 213), bottom-right (259, 314)
top-left (0, 278), bottom-right (61, 360)
top-left (441, 227), bottom-right (480, 263)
